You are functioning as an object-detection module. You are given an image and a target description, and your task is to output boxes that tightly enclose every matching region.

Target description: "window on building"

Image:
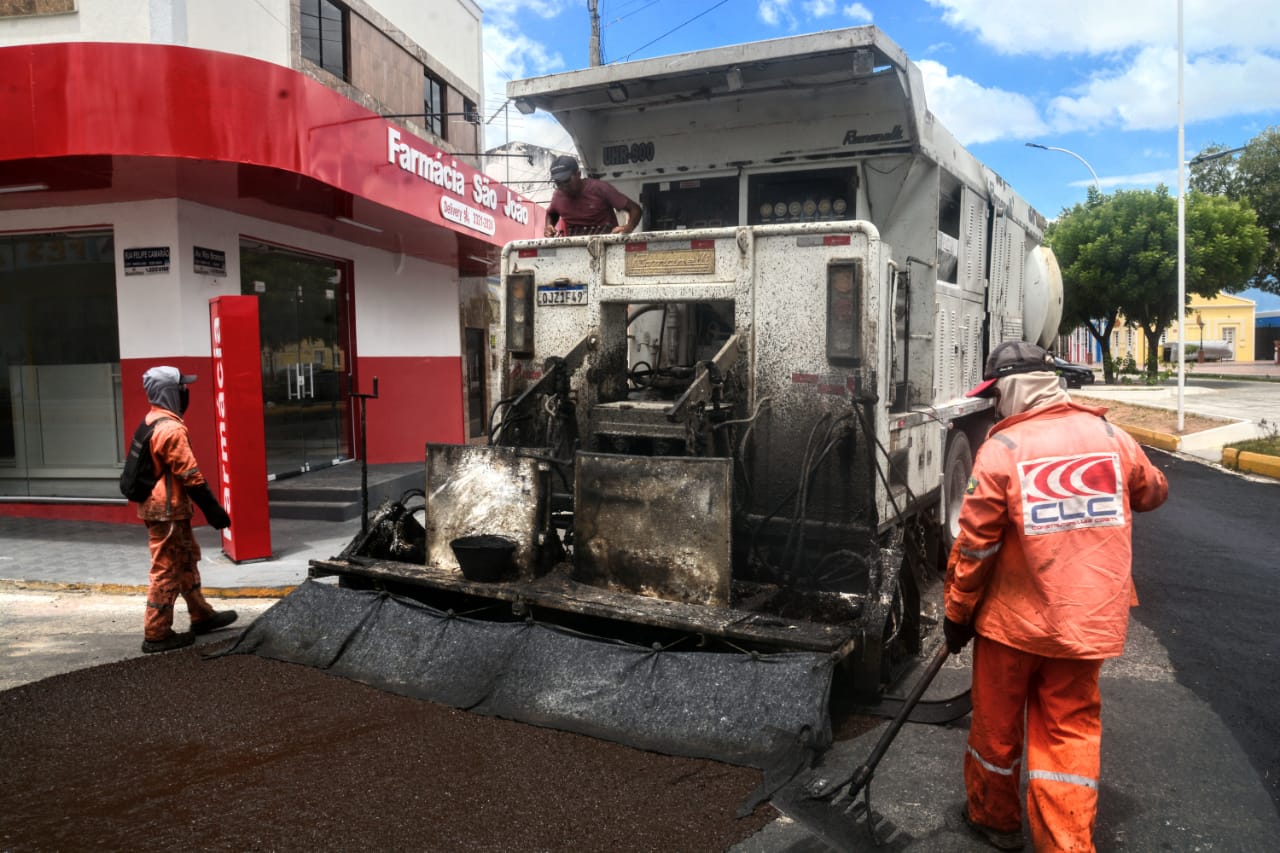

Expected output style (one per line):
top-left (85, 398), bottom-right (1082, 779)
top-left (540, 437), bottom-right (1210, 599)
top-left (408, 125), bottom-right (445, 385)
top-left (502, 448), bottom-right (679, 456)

top-left (302, 0), bottom-right (348, 81)
top-left (463, 97), bottom-right (479, 124)
top-left (0, 229), bottom-right (122, 499)
top-left (424, 71), bottom-right (446, 138)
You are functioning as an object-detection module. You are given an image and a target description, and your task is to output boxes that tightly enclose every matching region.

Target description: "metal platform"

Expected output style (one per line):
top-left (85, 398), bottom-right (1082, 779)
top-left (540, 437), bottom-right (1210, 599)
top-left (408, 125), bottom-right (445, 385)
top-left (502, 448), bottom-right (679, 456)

top-left (308, 555), bottom-right (857, 653)
top-left (267, 462), bottom-right (423, 521)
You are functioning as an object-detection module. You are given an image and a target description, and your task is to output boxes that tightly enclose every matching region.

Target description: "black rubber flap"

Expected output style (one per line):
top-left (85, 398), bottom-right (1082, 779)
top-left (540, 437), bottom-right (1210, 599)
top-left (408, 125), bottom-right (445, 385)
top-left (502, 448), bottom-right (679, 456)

top-left (215, 581), bottom-right (834, 771)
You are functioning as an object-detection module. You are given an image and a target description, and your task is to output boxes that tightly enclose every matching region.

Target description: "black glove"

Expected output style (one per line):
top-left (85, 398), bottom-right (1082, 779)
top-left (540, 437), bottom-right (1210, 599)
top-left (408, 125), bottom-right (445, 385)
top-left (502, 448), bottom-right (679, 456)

top-left (943, 617), bottom-right (975, 654)
top-left (189, 483), bottom-right (231, 530)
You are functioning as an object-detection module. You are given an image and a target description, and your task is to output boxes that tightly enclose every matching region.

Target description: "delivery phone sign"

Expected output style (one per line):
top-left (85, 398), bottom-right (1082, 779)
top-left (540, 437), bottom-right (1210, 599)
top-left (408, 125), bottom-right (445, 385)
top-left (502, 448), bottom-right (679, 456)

top-left (208, 296), bottom-right (272, 562)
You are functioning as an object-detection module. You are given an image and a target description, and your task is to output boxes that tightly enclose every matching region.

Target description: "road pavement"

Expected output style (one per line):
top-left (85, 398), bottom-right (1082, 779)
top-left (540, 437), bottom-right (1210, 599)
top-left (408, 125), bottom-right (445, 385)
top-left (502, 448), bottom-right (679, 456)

top-left (1075, 362), bottom-right (1280, 463)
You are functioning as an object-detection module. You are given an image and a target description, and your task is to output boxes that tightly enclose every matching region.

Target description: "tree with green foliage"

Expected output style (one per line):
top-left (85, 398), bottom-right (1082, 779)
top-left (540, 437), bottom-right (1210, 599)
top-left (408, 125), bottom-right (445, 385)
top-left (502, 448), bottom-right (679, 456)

top-left (1049, 187), bottom-right (1265, 381)
top-left (1048, 197), bottom-right (1123, 383)
top-left (1190, 126), bottom-right (1280, 294)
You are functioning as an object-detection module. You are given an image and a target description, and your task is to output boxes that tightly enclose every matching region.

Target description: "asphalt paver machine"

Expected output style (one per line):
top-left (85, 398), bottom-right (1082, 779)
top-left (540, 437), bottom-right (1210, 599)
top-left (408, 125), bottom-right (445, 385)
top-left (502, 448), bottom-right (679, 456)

top-left (230, 26), bottom-right (1061, 783)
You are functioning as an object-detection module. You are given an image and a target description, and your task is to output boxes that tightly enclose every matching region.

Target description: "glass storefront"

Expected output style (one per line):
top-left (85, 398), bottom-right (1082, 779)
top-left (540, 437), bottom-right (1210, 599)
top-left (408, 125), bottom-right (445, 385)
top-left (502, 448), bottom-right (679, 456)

top-left (240, 239), bottom-right (352, 479)
top-left (0, 230), bottom-right (123, 499)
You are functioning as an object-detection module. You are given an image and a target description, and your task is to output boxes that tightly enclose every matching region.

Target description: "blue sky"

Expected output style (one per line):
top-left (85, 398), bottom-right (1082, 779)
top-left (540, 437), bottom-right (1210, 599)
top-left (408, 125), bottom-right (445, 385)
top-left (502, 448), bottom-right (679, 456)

top-left (478, 1), bottom-right (1280, 308)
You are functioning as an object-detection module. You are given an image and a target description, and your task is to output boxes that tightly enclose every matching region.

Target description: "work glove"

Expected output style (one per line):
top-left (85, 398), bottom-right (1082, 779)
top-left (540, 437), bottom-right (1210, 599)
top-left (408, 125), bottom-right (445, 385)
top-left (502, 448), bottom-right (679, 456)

top-left (943, 617), bottom-right (975, 655)
top-left (189, 483), bottom-right (231, 530)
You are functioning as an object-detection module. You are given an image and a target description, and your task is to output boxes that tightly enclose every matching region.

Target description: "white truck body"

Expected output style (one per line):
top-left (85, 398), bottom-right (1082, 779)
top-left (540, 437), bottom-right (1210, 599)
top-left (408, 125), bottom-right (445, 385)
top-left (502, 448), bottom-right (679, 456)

top-left (499, 26), bottom-right (1061, 559)
top-left (313, 27), bottom-right (1065, 704)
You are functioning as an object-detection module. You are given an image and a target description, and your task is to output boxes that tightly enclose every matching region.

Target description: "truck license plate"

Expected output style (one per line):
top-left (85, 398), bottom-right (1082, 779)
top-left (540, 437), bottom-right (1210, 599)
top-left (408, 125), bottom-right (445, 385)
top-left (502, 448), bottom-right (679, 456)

top-left (536, 283), bottom-right (586, 306)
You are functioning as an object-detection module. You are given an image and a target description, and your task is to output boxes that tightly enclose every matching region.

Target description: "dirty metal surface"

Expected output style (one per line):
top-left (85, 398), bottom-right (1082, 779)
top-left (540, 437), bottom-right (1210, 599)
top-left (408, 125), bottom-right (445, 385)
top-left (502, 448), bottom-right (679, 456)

top-left (425, 445), bottom-right (545, 577)
top-left (573, 452), bottom-right (732, 607)
top-left (589, 401), bottom-right (689, 442)
top-left (308, 558), bottom-right (853, 652)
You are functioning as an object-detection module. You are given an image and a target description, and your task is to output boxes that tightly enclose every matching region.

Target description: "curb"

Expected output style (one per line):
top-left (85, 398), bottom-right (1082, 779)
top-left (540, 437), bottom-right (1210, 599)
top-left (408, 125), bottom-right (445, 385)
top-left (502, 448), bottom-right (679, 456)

top-left (1220, 447), bottom-right (1280, 480)
top-left (0, 578), bottom-right (296, 598)
top-left (1113, 423), bottom-right (1279, 481)
top-left (1116, 423), bottom-right (1181, 452)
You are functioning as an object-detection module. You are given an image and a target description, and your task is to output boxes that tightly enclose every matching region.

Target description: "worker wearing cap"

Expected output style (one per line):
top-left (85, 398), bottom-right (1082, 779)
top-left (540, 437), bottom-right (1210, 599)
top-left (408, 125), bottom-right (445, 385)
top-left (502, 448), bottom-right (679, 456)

top-left (544, 154), bottom-right (643, 237)
top-left (137, 366), bottom-right (237, 654)
top-left (944, 341), bottom-right (1168, 851)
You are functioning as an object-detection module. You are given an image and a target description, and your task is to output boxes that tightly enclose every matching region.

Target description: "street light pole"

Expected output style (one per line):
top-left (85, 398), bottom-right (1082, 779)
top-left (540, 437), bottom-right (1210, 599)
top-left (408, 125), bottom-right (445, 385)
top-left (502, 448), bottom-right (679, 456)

top-left (1176, 0), bottom-right (1186, 432)
top-left (1025, 143), bottom-right (1102, 194)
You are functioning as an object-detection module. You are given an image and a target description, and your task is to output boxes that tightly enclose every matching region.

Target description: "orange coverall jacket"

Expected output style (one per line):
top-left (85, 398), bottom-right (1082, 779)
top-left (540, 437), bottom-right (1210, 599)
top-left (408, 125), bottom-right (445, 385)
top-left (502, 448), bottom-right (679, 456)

top-left (945, 401), bottom-right (1168, 659)
top-left (136, 406), bottom-right (209, 523)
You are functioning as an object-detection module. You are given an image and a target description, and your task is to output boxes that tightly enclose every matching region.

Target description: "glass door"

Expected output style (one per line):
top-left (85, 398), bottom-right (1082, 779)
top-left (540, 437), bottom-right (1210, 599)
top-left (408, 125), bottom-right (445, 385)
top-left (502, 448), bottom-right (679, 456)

top-left (240, 240), bottom-right (351, 479)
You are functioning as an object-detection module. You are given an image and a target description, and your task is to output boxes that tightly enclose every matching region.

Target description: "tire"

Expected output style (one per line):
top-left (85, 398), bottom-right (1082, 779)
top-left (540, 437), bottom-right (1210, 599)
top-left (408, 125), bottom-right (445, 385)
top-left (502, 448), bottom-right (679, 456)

top-left (942, 431), bottom-right (973, 549)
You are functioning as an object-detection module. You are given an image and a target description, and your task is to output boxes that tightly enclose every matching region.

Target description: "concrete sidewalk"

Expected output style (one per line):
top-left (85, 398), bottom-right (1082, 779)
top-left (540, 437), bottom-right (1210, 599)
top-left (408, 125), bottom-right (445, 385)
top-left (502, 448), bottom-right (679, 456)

top-left (0, 515), bottom-right (361, 597)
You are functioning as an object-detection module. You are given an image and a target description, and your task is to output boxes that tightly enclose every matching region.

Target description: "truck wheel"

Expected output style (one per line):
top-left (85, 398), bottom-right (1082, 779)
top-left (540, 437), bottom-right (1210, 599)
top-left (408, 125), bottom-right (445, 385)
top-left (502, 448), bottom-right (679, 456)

top-left (942, 431), bottom-right (973, 548)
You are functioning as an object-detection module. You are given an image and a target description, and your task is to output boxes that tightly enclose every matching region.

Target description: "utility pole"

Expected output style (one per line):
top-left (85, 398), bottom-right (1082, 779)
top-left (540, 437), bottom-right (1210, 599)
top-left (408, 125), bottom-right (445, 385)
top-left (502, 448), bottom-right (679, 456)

top-left (588, 1), bottom-right (601, 67)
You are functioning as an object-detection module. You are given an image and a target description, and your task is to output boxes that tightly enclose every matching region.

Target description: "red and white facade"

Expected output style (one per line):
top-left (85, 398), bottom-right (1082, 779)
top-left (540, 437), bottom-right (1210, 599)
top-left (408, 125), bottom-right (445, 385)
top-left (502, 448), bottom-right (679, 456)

top-left (0, 1), bottom-right (543, 521)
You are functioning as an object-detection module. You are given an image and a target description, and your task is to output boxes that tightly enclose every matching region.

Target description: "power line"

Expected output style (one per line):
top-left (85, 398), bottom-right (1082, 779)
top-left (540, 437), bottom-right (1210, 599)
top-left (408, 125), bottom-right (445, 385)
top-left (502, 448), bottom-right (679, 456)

top-left (604, 0), bottom-right (662, 27)
top-left (615, 0), bottom-right (730, 62)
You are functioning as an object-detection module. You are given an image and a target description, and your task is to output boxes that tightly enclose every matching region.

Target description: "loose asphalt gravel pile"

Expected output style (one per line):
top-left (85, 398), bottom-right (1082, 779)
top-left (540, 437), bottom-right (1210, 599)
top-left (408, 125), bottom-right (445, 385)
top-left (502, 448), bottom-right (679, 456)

top-left (0, 641), bottom-right (775, 852)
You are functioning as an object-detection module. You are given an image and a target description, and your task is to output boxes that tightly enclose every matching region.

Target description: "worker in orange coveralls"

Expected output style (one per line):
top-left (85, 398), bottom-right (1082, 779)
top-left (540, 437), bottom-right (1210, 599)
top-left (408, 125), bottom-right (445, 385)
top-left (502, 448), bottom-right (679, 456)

top-left (944, 341), bottom-right (1168, 851)
top-left (136, 366), bottom-right (237, 654)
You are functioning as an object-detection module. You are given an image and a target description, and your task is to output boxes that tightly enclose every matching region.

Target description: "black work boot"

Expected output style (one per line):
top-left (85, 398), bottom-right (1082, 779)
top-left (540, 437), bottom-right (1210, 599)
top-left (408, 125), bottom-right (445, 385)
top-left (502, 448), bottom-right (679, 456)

top-left (141, 632), bottom-right (195, 654)
top-left (961, 807), bottom-right (1026, 851)
top-left (191, 610), bottom-right (238, 635)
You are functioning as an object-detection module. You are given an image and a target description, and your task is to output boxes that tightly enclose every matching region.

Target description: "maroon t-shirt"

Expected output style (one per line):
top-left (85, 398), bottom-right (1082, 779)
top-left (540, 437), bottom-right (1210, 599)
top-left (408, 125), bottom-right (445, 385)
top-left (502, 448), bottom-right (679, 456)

top-left (548, 179), bottom-right (635, 235)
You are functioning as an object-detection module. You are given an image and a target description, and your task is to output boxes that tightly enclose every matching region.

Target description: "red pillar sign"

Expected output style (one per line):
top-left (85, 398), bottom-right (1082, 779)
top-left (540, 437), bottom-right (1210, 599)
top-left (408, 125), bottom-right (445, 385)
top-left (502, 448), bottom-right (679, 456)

top-left (209, 296), bottom-right (272, 562)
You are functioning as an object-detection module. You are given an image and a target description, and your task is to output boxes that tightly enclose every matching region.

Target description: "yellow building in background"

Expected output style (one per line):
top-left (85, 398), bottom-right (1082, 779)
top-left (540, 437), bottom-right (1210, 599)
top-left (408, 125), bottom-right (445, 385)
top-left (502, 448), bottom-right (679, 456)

top-left (1109, 292), bottom-right (1256, 364)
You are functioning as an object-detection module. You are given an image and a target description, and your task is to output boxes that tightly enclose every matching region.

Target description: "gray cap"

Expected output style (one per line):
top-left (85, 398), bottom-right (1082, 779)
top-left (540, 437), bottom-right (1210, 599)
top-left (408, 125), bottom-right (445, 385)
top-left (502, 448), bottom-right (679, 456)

top-left (549, 154), bottom-right (579, 182)
top-left (142, 366), bottom-right (197, 410)
top-left (143, 366), bottom-right (197, 387)
top-left (967, 341), bottom-right (1054, 397)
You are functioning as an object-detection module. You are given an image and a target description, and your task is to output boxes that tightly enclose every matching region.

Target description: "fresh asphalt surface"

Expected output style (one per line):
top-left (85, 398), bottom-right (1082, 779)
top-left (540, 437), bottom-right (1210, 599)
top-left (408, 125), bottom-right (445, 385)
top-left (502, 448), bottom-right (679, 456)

top-left (1129, 450), bottom-right (1280, 812)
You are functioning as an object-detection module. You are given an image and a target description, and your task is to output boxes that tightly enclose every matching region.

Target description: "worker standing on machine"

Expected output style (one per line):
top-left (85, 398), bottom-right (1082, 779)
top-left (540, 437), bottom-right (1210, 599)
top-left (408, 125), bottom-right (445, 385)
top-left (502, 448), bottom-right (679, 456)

top-left (544, 154), bottom-right (643, 237)
top-left (942, 341), bottom-right (1168, 851)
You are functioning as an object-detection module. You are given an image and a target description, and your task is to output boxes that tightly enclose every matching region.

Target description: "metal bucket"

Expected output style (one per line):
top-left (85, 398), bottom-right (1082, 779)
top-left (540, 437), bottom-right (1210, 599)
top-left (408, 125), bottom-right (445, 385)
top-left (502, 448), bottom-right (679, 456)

top-left (450, 535), bottom-right (517, 582)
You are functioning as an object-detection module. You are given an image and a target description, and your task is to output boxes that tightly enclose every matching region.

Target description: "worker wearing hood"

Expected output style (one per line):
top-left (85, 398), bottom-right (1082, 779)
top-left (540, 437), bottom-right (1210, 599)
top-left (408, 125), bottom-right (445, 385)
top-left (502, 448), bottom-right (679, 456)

top-left (137, 366), bottom-right (238, 654)
top-left (943, 342), bottom-right (1168, 851)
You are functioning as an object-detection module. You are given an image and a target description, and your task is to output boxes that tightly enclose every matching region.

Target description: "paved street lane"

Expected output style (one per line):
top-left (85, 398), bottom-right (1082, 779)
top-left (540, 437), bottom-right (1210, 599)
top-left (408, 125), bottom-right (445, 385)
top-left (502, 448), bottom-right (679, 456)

top-left (1131, 449), bottom-right (1280, 810)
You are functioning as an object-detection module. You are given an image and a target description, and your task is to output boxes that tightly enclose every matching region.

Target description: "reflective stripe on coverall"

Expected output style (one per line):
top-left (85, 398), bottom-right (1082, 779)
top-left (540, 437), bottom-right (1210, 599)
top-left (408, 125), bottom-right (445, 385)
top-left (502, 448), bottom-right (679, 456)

top-left (144, 519), bottom-right (215, 641)
top-left (946, 401), bottom-right (1168, 851)
top-left (138, 407), bottom-right (215, 640)
top-left (967, 636), bottom-right (1103, 850)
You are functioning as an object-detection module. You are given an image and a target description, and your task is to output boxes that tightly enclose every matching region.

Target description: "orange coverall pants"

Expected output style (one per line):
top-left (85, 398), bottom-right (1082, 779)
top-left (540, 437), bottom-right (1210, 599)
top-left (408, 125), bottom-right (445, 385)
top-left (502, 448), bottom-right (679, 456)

top-left (144, 519), bottom-right (215, 641)
top-left (966, 636), bottom-right (1104, 852)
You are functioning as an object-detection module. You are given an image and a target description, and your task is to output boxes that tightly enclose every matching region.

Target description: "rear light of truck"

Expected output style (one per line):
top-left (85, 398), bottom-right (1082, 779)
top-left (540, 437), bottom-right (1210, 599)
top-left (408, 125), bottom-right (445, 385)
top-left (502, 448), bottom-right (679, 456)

top-left (826, 260), bottom-right (862, 364)
top-left (506, 272), bottom-right (534, 356)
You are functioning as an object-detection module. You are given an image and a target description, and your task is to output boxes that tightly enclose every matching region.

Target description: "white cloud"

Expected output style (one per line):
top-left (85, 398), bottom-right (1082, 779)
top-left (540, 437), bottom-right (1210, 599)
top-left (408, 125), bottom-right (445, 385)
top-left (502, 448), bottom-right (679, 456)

top-left (759, 1), bottom-right (798, 29)
top-left (922, 1), bottom-right (1279, 138)
top-left (1048, 47), bottom-right (1280, 132)
top-left (924, 0), bottom-right (1280, 56)
top-left (916, 59), bottom-right (1047, 144)
top-left (480, 2), bottom-right (571, 150)
top-left (762, 0), bottom-right (872, 28)
top-left (843, 3), bottom-right (873, 23)
top-left (1094, 169), bottom-right (1178, 190)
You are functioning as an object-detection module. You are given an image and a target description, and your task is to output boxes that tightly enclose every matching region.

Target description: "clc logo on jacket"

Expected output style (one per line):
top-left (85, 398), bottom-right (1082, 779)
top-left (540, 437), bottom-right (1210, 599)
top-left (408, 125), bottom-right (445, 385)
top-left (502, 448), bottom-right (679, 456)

top-left (1019, 452), bottom-right (1125, 534)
